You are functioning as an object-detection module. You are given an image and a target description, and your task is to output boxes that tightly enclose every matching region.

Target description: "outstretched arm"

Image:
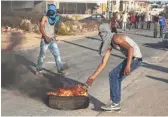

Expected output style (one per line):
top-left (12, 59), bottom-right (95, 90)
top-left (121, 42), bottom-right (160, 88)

top-left (86, 48), bottom-right (112, 86)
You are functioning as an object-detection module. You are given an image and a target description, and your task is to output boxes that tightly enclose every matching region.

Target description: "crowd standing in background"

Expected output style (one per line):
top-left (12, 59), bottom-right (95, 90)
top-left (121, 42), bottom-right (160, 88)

top-left (109, 11), bottom-right (167, 38)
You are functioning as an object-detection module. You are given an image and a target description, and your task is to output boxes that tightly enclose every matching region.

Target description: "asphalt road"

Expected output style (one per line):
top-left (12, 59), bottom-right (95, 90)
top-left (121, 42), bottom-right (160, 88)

top-left (1, 28), bottom-right (167, 116)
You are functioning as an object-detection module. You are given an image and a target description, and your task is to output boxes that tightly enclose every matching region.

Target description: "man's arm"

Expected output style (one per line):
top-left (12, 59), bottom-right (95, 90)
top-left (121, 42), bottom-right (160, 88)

top-left (40, 16), bottom-right (50, 42)
top-left (113, 34), bottom-right (134, 75)
top-left (86, 48), bottom-right (112, 86)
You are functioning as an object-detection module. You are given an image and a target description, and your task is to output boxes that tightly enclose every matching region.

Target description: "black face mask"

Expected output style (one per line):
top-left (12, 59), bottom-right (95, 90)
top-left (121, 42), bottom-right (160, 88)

top-left (47, 10), bottom-right (55, 16)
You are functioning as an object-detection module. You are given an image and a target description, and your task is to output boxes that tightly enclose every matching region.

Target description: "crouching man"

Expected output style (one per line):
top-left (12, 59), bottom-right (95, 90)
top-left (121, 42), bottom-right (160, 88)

top-left (86, 23), bottom-right (142, 111)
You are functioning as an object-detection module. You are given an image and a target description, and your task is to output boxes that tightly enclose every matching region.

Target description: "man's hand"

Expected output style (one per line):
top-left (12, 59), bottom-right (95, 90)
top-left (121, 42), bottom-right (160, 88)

top-left (45, 36), bottom-right (51, 43)
top-left (123, 65), bottom-right (131, 76)
top-left (85, 48), bottom-right (111, 87)
top-left (86, 77), bottom-right (94, 86)
top-left (43, 36), bottom-right (51, 44)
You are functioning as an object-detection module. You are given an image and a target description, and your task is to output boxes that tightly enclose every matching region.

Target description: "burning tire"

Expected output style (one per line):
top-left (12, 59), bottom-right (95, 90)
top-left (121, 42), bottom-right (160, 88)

top-left (49, 96), bottom-right (90, 110)
top-left (48, 84), bottom-right (90, 110)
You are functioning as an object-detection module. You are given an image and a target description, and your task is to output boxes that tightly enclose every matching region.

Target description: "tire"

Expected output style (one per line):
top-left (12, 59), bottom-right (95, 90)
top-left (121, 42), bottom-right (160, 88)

top-left (49, 96), bottom-right (90, 110)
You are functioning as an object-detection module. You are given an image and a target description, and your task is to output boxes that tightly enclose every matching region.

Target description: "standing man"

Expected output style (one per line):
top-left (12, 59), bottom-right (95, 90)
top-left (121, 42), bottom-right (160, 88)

top-left (146, 13), bottom-right (152, 30)
top-left (135, 13), bottom-right (140, 28)
top-left (127, 12), bottom-right (131, 30)
top-left (36, 4), bottom-right (67, 76)
top-left (153, 14), bottom-right (159, 38)
top-left (140, 13), bottom-right (145, 29)
top-left (131, 13), bottom-right (136, 29)
top-left (159, 14), bottom-right (166, 38)
top-left (110, 12), bottom-right (120, 34)
top-left (86, 23), bottom-right (142, 111)
top-left (122, 11), bottom-right (128, 31)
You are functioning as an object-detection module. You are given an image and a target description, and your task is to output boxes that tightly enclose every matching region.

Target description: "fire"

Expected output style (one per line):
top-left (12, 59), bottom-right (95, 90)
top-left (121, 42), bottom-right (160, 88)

top-left (47, 85), bottom-right (88, 96)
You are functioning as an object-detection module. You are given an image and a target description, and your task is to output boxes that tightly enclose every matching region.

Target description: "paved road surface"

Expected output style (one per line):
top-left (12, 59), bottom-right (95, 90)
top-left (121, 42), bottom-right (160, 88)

top-left (1, 28), bottom-right (167, 116)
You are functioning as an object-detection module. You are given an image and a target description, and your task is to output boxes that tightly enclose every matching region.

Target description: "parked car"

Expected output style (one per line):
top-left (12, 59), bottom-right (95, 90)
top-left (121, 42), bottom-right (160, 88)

top-left (80, 14), bottom-right (105, 22)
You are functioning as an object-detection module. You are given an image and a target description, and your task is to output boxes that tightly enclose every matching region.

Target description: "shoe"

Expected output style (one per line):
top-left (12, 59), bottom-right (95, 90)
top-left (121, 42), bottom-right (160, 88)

top-left (58, 70), bottom-right (68, 76)
top-left (101, 102), bottom-right (121, 111)
top-left (35, 69), bottom-right (43, 76)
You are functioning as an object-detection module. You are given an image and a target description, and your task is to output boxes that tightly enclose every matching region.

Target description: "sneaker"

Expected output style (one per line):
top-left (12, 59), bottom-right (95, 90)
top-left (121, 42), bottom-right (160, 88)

top-left (35, 69), bottom-right (43, 76)
top-left (101, 102), bottom-right (121, 111)
top-left (58, 70), bottom-right (68, 76)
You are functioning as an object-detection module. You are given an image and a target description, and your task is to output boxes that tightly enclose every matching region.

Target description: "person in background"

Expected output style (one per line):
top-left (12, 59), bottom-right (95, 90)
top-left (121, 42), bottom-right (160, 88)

top-left (159, 14), bottom-right (166, 38)
top-left (146, 13), bottom-right (152, 30)
top-left (140, 13), bottom-right (145, 29)
top-left (153, 14), bottom-right (159, 38)
top-left (127, 13), bottom-right (131, 30)
top-left (135, 13), bottom-right (140, 29)
top-left (131, 13), bottom-right (136, 29)
top-left (122, 11), bottom-right (128, 31)
top-left (110, 12), bottom-right (120, 34)
top-left (117, 12), bottom-right (122, 28)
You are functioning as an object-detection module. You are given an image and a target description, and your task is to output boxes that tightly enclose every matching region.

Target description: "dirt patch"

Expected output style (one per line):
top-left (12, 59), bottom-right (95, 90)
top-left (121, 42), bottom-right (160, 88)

top-left (1, 31), bottom-right (97, 52)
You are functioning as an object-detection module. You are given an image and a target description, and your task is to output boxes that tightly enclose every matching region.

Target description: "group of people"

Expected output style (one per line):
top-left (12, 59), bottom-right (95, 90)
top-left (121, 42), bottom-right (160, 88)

top-left (110, 11), bottom-right (167, 38)
top-left (37, 4), bottom-right (144, 112)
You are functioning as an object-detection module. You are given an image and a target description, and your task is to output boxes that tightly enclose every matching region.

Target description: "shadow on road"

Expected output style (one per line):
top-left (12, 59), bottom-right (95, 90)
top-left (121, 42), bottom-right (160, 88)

top-left (89, 95), bottom-right (105, 111)
top-left (143, 42), bottom-right (167, 50)
top-left (128, 32), bottom-right (154, 38)
top-left (142, 62), bottom-right (168, 74)
top-left (86, 36), bottom-right (102, 41)
top-left (1, 52), bottom-right (104, 110)
top-left (63, 40), bottom-right (125, 59)
top-left (147, 75), bottom-right (168, 84)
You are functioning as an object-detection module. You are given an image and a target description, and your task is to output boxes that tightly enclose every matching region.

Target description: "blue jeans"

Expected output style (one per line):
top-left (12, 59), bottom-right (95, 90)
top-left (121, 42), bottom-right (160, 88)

top-left (36, 37), bottom-right (63, 72)
top-left (160, 25), bottom-right (165, 37)
top-left (109, 59), bottom-right (142, 104)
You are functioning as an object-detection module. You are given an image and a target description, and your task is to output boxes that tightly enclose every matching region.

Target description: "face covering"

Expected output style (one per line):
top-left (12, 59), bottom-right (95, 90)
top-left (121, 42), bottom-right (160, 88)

top-left (98, 23), bottom-right (114, 56)
top-left (47, 4), bottom-right (57, 25)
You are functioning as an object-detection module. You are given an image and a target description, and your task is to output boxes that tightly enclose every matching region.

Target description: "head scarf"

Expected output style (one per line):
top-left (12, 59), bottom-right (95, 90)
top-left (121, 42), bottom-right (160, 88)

top-left (98, 23), bottom-right (114, 56)
top-left (46, 4), bottom-right (59, 25)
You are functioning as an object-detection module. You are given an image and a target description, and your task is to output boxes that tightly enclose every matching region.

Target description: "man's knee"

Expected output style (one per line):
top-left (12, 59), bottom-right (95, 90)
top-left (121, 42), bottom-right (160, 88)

top-left (52, 50), bottom-right (61, 58)
top-left (109, 70), bottom-right (118, 81)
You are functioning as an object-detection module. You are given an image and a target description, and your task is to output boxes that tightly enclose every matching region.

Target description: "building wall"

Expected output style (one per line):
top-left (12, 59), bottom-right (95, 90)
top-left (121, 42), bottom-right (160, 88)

top-left (58, 2), bottom-right (96, 14)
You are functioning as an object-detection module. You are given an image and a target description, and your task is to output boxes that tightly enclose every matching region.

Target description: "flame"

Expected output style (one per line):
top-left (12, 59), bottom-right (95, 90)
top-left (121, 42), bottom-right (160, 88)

top-left (47, 85), bottom-right (88, 96)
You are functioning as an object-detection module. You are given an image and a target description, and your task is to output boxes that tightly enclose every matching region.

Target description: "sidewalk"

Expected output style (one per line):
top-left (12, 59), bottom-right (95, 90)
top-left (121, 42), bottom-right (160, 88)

top-left (1, 31), bottom-right (97, 51)
top-left (99, 51), bottom-right (168, 116)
